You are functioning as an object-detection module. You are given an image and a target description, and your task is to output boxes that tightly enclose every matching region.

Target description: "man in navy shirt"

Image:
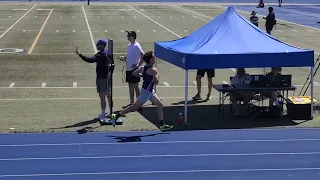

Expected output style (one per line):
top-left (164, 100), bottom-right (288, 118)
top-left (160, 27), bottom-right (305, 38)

top-left (75, 39), bottom-right (113, 121)
top-left (264, 7), bottom-right (276, 35)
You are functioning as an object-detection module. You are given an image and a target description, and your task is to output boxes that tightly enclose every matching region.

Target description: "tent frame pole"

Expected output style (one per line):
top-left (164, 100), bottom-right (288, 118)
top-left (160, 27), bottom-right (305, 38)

top-left (184, 69), bottom-right (188, 124)
top-left (310, 66), bottom-right (314, 119)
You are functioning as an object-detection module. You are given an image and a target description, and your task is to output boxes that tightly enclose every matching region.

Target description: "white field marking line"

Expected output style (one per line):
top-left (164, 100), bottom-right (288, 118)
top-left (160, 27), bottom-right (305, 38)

top-left (2, 168), bottom-right (320, 178)
top-left (163, 81), bottom-right (170, 86)
top-left (1, 138), bottom-right (320, 148)
top-left (0, 84), bottom-right (319, 89)
top-left (27, 9), bottom-right (53, 54)
top-left (3, 152), bottom-right (320, 161)
top-left (73, 82), bottom-right (77, 87)
top-left (41, 82), bottom-right (46, 88)
top-left (222, 81), bottom-right (228, 84)
top-left (82, 4), bottom-right (97, 53)
top-left (127, 5), bottom-right (181, 38)
top-left (9, 83), bottom-right (15, 88)
top-left (193, 15), bottom-right (209, 22)
top-left (171, 4), bottom-right (320, 56)
top-left (314, 82), bottom-right (320, 85)
top-left (0, 97), bottom-right (192, 101)
top-left (0, 4), bottom-right (36, 39)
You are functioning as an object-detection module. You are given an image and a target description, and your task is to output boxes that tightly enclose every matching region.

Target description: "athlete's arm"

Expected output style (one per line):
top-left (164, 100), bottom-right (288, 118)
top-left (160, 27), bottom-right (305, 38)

top-left (152, 68), bottom-right (159, 85)
top-left (132, 66), bottom-right (144, 77)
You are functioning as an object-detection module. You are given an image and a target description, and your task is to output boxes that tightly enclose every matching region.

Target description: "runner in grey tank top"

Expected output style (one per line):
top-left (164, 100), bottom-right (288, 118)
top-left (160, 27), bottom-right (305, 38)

top-left (112, 51), bottom-right (173, 131)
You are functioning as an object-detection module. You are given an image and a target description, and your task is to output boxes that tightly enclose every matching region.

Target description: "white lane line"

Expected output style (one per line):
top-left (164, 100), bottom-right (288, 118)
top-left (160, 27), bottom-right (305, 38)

top-left (292, 30), bottom-right (298, 32)
top-left (2, 168), bottom-right (320, 177)
top-left (193, 15), bottom-right (209, 22)
top-left (0, 4), bottom-right (36, 39)
top-left (82, 4), bottom-right (97, 53)
top-left (314, 82), bottom-right (320, 85)
top-left (222, 81), bottom-right (228, 84)
top-left (73, 82), bottom-right (77, 87)
top-left (2, 151), bottom-right (320, 161)
top-left (308, 30), bottom-right (313, 32)
top-left (41, 82), bottom-right (46, 88)
top-left (9, 83), bottom-right (15, 88)
top-left (184, 30), bottom-right (188, 32)
top-left (2, 138), bottom-right (320, 147)
top-left (0, 84), bottom-right (318, 89)
top-left (127, 5), bottom-right (181, 38)
top-left (163, 81), bottom-right (170, 86)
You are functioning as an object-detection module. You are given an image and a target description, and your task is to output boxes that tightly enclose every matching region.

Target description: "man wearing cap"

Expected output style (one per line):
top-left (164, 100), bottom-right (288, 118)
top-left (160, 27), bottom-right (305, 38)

top-left (75, 39), bottom-right (113, 121)
top-left (120, 30), bottom-right (144, 109)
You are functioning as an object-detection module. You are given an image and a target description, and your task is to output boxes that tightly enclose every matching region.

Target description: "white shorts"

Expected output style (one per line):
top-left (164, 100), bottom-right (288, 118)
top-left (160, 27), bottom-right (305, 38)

top-left (136, 88), bottom-right (156, 104)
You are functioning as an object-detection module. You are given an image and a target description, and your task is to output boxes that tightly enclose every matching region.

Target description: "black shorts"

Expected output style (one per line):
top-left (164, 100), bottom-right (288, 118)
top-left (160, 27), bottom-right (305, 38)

top-left (126, 68), bottom-right (140, 83)
top-left (196, 69), bottom-right (215, 78)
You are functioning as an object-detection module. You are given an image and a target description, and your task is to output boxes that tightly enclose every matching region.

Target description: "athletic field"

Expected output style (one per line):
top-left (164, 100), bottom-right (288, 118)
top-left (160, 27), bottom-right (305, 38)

top-left (0, 1), bottom-right (320, 133)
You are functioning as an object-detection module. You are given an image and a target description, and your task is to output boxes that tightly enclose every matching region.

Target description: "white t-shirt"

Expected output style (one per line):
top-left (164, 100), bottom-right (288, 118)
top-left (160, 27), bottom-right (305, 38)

top-left (126, 41), bottom-right (144, 71)
top-left (231, 73), bottom-right (252, 87)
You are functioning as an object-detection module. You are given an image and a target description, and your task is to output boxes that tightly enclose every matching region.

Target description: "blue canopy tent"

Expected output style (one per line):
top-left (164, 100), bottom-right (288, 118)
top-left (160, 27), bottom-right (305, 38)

top-left (154, 6), bottom-right (315, 123)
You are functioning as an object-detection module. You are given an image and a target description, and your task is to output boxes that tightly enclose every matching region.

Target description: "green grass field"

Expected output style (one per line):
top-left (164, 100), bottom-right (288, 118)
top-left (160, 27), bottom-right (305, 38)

top-left (0, 2), bottom-right (320, 133)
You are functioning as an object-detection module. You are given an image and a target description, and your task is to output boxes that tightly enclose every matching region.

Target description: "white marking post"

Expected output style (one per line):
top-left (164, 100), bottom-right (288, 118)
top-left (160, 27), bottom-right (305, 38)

top-left (9, 83), bottom-right (15, 88)
top-left (82, 4), bottom-right (97, 53)
top-left (41, 83), bottom-right (46, 88)
top-left (0, 4), bottom-right (36, 39)
top-left (163, 82), bottom-right (170, 87)
top-left (73, 82), bottom-right (77, 87)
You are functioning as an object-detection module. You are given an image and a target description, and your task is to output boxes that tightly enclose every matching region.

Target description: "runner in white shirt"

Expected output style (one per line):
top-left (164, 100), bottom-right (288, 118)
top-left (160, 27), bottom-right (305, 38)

top-left (121, 30), bottom-right (144, 109)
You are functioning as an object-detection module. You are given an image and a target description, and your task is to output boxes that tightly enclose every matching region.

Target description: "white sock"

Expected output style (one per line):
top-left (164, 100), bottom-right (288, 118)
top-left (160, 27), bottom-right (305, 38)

top-left (101, 110), bottom-right (106, 115)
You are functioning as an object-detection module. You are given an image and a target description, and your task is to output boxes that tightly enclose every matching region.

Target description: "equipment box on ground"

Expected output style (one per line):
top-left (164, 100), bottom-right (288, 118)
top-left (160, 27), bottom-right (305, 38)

top-left (287, 96), bottom-right (317, 120)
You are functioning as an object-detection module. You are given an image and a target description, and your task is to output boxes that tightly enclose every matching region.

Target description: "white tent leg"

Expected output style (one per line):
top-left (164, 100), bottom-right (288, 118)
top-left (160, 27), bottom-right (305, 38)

top-left (184, 69), bottom-right (188, 124)
top-left (310, 66), bottom-right (314, 119)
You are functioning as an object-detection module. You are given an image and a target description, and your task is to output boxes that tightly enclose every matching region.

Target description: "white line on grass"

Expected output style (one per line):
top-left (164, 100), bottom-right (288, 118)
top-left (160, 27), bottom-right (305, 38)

top-left (0, 4), bottom-right (36, 39)
top-left (82, 4), bottom-right (97, 53)
top-left (41, 82), bottom-right (46, 88)
top-left (127, 5), bottom-right (181, 38)
top-left (2, 138), bottom-right (320, 147)
top-left (9, 83), bottom-right (15, 88)
top-left (163, 81), bottom-right (170, 86)
top-left (27, 9), bottom-right (53, 54)
top-left (2, 168), bottom-right (320, 177)
top-left (2, 151), bottom-right (320, 161)
top-left (0, 84), bottom-right (318, 89)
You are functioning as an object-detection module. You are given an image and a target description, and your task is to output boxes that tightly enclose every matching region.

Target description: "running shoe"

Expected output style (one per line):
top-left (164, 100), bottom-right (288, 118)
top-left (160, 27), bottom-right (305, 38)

top-left (160, 124), bottom-right (173, 131)
top-left (192, 93), bottom-right (202, 101)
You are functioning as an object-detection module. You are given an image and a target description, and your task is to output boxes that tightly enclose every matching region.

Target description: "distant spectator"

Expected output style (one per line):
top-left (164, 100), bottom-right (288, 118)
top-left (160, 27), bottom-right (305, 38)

top-left (257, 0), bottom-right (264, 8)
top-left (279, 0), bottom-right (282, 7)
top-left (192, 70), bottom-right (215, 101)
top-left (263, 7), bottom-right (276, 35)
top-left (250, 11), bottom-right (259, 27)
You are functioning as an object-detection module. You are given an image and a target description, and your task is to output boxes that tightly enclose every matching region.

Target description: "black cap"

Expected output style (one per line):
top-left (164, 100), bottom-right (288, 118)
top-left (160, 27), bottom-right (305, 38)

top-left (126, 30), bottom-right (137, 39)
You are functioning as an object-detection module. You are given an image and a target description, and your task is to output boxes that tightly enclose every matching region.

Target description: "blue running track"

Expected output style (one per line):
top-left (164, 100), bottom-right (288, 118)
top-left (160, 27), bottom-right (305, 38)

top-left (1, 128), bottom-right (320, 180)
